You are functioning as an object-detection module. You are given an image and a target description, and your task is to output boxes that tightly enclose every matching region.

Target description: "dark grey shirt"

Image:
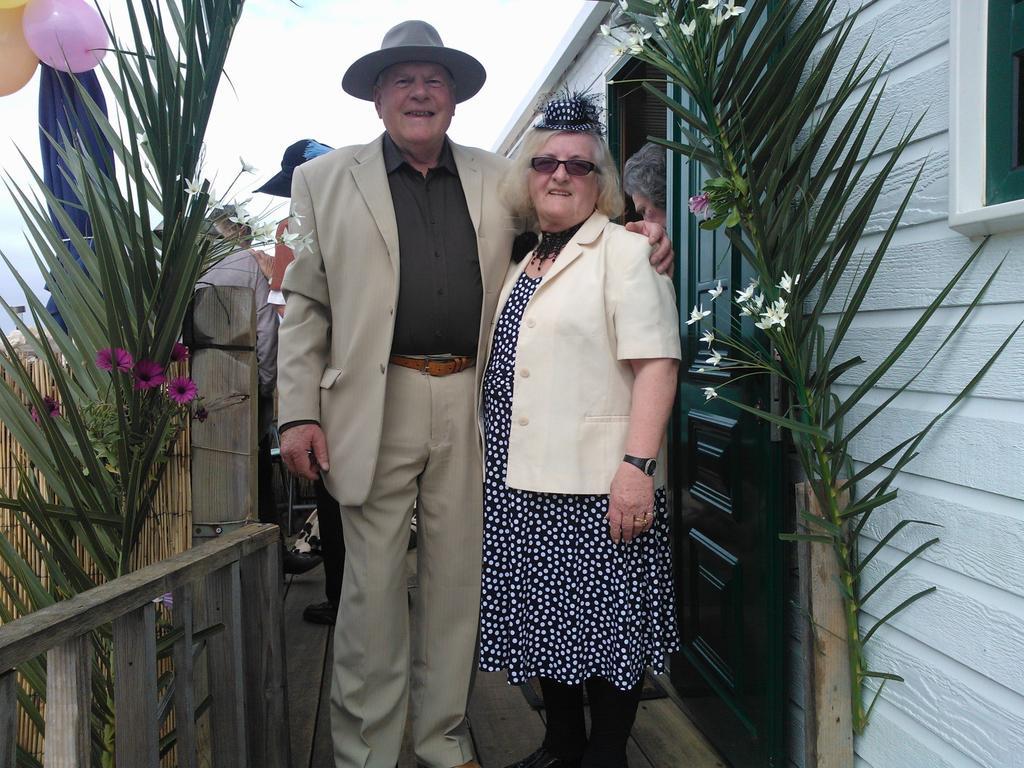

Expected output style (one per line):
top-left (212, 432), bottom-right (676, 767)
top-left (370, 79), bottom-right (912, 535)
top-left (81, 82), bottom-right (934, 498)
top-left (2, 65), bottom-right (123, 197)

top-left (383, 133), bottom-right (482, 356)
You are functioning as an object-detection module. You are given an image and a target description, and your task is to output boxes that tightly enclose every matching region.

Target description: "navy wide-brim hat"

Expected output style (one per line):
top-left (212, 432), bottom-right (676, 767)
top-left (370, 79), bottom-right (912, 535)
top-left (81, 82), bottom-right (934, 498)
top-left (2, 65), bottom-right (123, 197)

top-left (342, 20), bottom-right (486, 103)
top-left (254, 139), bottom-right (333, 198)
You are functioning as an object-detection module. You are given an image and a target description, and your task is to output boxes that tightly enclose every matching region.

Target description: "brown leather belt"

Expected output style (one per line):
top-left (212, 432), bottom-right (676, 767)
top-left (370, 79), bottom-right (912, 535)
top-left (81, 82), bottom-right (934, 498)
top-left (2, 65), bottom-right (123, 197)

top-left (389, 354), bottom-right (475, 376)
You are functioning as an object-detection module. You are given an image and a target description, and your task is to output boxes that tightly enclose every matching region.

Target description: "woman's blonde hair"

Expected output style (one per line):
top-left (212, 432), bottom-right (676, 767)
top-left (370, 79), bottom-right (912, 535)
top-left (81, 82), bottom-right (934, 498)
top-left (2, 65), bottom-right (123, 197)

top-left (500, 128), bottom-right (624, 229)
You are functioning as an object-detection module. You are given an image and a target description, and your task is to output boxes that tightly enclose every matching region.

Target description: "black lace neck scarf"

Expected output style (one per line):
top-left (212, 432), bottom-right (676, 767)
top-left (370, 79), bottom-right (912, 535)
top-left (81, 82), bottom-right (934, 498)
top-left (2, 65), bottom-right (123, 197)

top-left (510, 222), bottom-right (584, 264)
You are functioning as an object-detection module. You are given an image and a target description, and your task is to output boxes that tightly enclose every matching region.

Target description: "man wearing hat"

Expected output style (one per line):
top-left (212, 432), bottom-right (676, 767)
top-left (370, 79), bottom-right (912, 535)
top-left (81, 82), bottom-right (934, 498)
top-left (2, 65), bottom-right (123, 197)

top-left (276, 20), bottom-right (672, 768)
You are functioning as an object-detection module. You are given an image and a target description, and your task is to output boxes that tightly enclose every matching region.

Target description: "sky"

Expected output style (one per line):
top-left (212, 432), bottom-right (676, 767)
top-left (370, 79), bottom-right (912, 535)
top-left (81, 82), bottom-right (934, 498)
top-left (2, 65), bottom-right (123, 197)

top-left (0, 0), bottom-right (595, 331)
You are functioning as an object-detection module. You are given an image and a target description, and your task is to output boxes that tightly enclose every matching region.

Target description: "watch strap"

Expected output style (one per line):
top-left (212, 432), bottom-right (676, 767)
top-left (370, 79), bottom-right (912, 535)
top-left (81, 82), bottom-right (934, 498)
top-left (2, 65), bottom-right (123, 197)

top-left (622, 454), bottom-right (656, 476)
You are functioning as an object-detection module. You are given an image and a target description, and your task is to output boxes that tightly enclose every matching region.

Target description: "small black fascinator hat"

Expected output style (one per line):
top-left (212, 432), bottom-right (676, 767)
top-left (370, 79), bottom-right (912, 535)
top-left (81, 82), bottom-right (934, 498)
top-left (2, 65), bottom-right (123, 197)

top-left (534, 89), bottom-right (605, 135)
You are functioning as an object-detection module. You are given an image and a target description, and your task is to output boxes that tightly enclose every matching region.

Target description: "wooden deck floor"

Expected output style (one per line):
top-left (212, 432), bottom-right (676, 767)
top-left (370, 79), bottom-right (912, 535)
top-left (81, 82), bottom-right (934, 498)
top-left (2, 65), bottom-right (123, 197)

top-left (283, 560), bottom-right (726, 768)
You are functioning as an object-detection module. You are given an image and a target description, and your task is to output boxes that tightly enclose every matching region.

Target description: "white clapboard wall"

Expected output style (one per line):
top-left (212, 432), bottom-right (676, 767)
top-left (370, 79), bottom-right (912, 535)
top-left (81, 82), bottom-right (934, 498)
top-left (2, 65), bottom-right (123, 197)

top-left (790, 1), bottom-right (1024, 767)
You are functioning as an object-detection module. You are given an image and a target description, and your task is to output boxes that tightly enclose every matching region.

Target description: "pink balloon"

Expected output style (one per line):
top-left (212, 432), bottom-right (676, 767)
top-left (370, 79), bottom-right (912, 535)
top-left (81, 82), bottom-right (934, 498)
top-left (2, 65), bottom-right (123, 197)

top-left (22, 0), bottom-right (107, 73)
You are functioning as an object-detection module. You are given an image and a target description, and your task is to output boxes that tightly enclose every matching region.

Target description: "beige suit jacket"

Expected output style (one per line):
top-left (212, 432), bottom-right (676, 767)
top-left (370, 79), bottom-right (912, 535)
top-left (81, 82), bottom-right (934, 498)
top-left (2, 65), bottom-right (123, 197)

top-left (278, 135), bottom-right (519, 506)
top-left (486, 212), bottom-right (681, 494)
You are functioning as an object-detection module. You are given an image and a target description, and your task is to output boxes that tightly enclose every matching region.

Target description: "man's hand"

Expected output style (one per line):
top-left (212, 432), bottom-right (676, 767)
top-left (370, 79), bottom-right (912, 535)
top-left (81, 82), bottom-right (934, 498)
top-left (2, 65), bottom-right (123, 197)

top-left (281, 423), bottom-right (330, 481)
top-left (625, 220), bottom-right (675, 276)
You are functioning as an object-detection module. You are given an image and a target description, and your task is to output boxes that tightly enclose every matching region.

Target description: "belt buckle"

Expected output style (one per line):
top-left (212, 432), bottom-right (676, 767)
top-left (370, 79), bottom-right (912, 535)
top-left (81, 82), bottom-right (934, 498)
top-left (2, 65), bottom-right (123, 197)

top-left (421, 355), bottom-right (444, 375)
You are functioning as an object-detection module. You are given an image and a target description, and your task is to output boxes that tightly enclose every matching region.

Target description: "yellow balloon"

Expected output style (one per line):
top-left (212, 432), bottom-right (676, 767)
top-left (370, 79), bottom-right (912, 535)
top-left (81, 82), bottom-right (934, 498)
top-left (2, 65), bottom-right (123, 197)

top-left (0, 0), bottom-right (28, 9)
top-left (0, 7), bottom-right (37, 97)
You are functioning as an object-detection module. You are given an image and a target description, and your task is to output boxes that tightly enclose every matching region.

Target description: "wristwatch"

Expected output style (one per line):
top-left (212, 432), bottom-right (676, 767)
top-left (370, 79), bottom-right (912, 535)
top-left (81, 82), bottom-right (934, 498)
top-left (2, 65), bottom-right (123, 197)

top-left (623, 454), bottom-right (657, 476)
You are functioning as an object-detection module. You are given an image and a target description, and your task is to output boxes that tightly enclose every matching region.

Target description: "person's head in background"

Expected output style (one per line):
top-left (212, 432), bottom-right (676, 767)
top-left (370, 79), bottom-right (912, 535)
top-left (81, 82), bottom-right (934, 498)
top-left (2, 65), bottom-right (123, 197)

top-left (622, 142), bottom-right (667, 226)
top-left (207, 205), bottom-right (253, 246)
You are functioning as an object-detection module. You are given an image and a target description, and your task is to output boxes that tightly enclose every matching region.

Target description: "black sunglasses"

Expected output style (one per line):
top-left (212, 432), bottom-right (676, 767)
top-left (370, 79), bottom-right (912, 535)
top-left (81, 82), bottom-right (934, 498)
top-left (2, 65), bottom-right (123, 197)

top-left (530, 157), bottom-right (598, 176)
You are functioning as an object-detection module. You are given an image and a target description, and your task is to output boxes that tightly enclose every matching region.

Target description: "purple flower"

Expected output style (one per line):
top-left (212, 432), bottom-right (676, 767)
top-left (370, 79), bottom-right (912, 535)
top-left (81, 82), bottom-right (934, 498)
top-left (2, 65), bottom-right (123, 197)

top-left (194, 406), bottom-right (209, 423)
top-left (96, 347), bottom-right (134, 373)
top-left (167, 376), bottom-right (198, 404)
top-left (170, 342), bottom-right (190, 363)
top-left (133, 360), bottom-right (166, 390)
top-left (688, 193), bottom-right (711, 218)
top-left (152, 592), bottom-right (174, 609)
top-left (30, 395), bottom-right (60, 424)
top-left (43, 395), bottom-right (60, 418)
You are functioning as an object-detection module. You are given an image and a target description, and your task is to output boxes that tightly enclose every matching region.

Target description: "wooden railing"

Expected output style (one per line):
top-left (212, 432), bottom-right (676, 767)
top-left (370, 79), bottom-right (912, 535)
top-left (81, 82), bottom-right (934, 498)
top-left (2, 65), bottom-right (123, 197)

top-left (0, 524), bottom-right (289, 768)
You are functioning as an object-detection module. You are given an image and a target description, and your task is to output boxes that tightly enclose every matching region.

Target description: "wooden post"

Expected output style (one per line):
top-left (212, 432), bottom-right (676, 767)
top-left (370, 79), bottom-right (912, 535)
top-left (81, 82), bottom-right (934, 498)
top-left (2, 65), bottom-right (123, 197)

top-left (0, 670), bottom-right (17, 768)
top-left (203, 562), bottom-right (247, 768)
top-left (796, 481), bottom-right (854, 768)
top-left (172, 583), bottom-right (199, 768)
top-left (45, 634), bottom-right (91, 768)
top-left (113, 602), bottom-right (159, 767)
top-left (239, 541), bottom-right (291, 767)
top-left (190, 285), bottom-right (257, 542)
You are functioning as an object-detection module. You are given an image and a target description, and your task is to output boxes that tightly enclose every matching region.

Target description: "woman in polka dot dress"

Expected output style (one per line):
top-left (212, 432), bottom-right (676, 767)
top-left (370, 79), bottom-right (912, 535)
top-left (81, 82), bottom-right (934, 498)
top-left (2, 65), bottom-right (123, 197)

top-left (478, 93), bottom-right (681, 768)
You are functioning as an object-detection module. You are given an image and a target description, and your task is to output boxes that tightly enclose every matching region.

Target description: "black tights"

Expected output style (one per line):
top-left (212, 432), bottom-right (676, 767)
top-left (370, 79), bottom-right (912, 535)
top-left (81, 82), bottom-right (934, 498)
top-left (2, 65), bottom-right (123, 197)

top-left (539, 676), bottom-right (643, 768)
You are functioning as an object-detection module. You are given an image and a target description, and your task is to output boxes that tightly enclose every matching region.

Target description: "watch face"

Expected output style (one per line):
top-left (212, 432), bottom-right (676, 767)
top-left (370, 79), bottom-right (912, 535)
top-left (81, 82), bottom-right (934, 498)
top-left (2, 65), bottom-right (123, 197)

top-left (644, 459), bottom-right (657, 476)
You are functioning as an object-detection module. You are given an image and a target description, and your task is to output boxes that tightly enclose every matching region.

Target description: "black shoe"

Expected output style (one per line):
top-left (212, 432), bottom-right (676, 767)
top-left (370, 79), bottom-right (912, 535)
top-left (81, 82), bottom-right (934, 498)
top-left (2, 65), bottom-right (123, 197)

top-left (302, 600), bottom-right (338, 625)
top-left (283, 549), bottom-right (322, 575)
top-left (503, 748), bottom-right (581, 768)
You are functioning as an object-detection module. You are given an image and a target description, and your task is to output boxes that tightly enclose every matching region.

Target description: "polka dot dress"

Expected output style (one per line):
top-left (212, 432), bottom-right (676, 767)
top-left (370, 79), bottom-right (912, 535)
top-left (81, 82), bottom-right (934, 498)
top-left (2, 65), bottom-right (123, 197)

top-left (478, 271), bottom-right (681, 692)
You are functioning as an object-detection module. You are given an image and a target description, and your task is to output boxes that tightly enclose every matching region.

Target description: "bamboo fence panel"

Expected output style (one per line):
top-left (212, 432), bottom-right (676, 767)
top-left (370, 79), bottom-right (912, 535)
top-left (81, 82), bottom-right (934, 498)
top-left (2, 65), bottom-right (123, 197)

top-left (0, 356), bottom-right (192, 765)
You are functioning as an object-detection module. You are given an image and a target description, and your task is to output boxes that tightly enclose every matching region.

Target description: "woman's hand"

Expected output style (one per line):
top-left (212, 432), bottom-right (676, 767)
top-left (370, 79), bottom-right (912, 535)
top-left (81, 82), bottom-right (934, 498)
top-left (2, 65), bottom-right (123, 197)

top-left (607, 462), bottom-right (655, 543)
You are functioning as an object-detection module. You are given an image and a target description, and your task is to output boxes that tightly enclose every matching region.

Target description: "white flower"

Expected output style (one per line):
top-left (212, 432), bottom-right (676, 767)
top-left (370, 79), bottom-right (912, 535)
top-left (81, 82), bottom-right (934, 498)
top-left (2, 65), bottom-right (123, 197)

top-left (709, 280), bottom-right (725, 300)
top-left (700, 329), bottom-right (715, 346)
top-left (707, 348), bottom-right (723, 366)
top-left (239, 156), bottom-right (257, 174)
top-left (294, 233), bottom-right (315, 255)
top-left (778, 271), bottom-right (800, 293)
top-left (290, 210), bottom-right (304, 224)
top-left (680, 19), bottom-right (697, 37)
top-left (703, 386), bottom-right (718, 401)
top-left (696, 367), bottom-right (706, 374)
top-left (252, 220), bottom-right (276, 241)
top-left (619, 0), bottom-right (629, 9)
top-left (229, 209), bottom-right (251, 226)
top-left (754, 298), bottom-right (789, 331)
top-left (769, 297), bottom-right (789, 327)
top-left (698, 0), bottom-right (720, 10)
top-left (280, 231), bottom-right (301, 247)
top-left (735, 284), bottom-right (755, 303)
top-left (686, 304), bottom-right (711, 325)
top-left (655, 11), bottom-right (670, 27)
top-left (600, 24), bottom-right (611, 36)
top-left (184, 178), bottom-right (204, 199)
top-left (723, 0), bottom-right (745, 18)
top-left (612, 45), bottom-right (628, 58)
top-left (753, 292), bottom-right (766, 310)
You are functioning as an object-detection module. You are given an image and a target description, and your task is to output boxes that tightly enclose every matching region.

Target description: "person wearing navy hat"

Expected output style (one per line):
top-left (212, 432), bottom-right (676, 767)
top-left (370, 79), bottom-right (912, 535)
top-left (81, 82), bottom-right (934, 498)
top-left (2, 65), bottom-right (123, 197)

top-left (255, 138), bottom-right (333, 199)
top-left (275, 22), bottom-right (674, 768)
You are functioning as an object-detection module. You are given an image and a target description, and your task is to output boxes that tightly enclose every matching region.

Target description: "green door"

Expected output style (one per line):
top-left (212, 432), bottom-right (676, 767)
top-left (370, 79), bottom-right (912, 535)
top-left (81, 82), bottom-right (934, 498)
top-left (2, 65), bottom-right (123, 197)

top-left (666, 116), bottom-right (785, 767)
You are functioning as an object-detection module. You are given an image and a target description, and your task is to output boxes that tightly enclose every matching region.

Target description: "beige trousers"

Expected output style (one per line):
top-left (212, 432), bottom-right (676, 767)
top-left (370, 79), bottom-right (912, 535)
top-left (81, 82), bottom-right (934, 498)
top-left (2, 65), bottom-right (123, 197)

top-left (330, 364), bottom-right (482, 768)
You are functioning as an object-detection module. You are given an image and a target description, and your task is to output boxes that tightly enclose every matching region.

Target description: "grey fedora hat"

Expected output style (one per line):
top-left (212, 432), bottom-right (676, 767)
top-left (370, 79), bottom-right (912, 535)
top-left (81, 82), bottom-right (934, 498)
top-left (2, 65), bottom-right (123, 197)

top-left (342, 20), bottom-right (486, 103)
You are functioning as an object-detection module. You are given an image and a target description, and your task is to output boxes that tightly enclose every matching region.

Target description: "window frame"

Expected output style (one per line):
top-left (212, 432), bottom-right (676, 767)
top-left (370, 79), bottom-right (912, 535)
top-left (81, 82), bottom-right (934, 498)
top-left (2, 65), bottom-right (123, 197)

top-left (950, 2), bottom-right (1024, 235)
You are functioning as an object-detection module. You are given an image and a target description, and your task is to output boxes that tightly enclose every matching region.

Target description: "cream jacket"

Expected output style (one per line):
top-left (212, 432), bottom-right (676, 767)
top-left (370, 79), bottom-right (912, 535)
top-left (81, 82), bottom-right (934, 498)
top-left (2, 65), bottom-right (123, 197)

top-left (278, 135), bottom-right (519, 506)
top-left (486, 212), bottom-right (681, 495)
